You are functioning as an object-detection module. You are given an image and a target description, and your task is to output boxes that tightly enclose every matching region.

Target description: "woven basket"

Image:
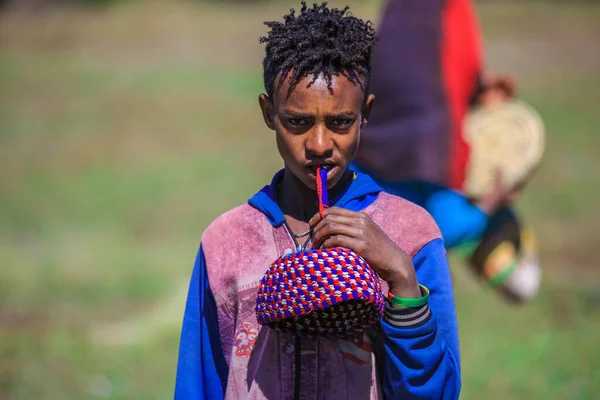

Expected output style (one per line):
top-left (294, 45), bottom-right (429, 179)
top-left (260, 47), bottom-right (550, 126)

top-left (463, 100), bottom-right (545, 198)
top-left (255, 247), bottom-right (385, 337)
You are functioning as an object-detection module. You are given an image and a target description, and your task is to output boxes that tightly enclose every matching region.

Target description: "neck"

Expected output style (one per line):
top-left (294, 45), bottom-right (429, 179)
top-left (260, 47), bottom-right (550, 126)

top-left (278, 167), bottom-right (353, 222)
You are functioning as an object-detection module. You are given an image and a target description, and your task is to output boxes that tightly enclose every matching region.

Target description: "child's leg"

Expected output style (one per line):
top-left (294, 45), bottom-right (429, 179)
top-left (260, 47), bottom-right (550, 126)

top-left (464, 208), bottom-right (541, 303)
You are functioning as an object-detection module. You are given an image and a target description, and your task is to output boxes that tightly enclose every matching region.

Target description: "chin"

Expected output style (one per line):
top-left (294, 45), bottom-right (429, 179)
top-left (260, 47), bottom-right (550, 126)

top-left (326, 174), bottom-right (343, 190)
top-left (298, 174), bottom-right (317, 190)
top-left (328, 165), bottom-right (350, 188)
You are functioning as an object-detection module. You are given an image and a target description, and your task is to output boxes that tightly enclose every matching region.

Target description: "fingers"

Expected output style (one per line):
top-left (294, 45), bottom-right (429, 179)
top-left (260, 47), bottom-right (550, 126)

top-left (309, 206), bottom-right (364, 227)
top-left (486, 74), bottom-right (516, 97)
top-left (320, 234), bottom-right (365, 253)
top-left (312, 219), bottom-right (363, 249)
top-left (309, 207), bottom-right (374, 250)
top-left (496, 75), bottom-right (516, 97)
top-left (312, 213), bottom-right (356, 236)
top-left (479, 74), bottom-right (516, 107)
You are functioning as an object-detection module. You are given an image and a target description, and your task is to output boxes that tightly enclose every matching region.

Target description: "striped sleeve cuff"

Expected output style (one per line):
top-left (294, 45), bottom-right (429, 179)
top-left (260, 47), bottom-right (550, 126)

top-left (383, 301), bottom-right (432, 328)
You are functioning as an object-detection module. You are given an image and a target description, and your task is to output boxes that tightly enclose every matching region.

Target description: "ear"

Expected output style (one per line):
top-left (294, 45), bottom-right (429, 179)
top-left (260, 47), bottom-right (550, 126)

top-left (258, 93), bottom-right (276, 130)
top-left (360, 94), bottom-right (375, 129)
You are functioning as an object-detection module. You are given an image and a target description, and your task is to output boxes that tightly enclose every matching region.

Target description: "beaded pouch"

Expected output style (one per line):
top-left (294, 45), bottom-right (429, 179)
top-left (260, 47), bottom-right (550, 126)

top-left (255, 167), bottom-right (385, 337)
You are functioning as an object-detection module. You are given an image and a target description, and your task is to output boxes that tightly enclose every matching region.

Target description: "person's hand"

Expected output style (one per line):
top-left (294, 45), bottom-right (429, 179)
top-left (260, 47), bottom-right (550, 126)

top-left (477, 75), bottom-right (516, 107)
top-left (474, 170), bottom-right (521, 215)
top-left (309, 207), bottom-right (421, 298)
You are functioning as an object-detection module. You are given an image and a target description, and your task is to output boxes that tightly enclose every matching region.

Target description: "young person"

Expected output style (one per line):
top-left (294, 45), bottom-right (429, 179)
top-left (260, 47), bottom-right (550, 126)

top-left (175, 2), bottom-right (460, 399)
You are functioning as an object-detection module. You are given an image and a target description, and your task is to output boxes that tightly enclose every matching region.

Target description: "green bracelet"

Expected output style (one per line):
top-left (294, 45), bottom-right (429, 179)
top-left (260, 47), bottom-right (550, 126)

top-left (388, 285), bottom-right (430, 307)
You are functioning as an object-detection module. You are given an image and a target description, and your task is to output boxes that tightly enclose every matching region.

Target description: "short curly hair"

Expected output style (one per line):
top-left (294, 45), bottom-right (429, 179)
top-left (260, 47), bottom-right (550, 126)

top-left (260, 1), bottom-right (377, 100)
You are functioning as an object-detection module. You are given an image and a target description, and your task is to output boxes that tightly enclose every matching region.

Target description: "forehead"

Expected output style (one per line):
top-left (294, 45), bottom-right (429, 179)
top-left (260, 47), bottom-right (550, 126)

top-left (274, 73), bottom-right (364, 113)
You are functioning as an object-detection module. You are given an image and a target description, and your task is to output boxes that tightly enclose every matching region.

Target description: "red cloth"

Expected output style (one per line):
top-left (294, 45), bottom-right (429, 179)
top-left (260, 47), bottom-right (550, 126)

top-left (441, 0), bottom-right (483, 189)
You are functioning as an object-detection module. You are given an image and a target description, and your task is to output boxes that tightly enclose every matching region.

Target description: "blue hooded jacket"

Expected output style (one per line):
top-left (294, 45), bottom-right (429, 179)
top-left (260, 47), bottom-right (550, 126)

top-left (175, 171), bottom-right (461, 399)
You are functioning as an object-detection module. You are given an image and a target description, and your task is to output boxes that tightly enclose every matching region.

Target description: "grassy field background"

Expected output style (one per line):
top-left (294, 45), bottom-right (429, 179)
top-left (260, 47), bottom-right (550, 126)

top-left (1, 1), bottom-right (599, 399)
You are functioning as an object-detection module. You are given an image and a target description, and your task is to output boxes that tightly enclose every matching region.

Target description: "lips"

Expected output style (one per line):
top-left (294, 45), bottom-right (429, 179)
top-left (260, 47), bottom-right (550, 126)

top-left (306, 163), bottom-right (337, 179)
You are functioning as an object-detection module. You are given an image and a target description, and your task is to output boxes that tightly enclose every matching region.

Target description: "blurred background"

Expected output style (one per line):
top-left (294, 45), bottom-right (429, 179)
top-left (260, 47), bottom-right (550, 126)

top-left (1, 0), bottom-right (599, 399)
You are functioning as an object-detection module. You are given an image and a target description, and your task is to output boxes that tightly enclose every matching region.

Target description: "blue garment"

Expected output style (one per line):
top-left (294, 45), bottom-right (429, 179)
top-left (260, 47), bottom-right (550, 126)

top-left (175, 170), bottom-right (461, 399)
top-left (175, 248), bottom-right (228, 400)
top-left (248, 169), bottom-right (382, 228)
top-left (351, 162), bottom-right (488, 249)
top-left (382, 238), bottom-right (460, 399)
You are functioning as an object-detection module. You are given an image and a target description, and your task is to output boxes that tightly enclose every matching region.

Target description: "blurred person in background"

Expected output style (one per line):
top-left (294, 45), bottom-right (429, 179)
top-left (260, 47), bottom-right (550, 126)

top-left (352, 0), bottom-right (541, 303)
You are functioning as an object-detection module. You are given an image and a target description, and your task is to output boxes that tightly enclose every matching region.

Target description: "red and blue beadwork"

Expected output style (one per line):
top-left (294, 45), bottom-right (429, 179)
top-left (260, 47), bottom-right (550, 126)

top-left (255, 167), bottom-right (385, 337)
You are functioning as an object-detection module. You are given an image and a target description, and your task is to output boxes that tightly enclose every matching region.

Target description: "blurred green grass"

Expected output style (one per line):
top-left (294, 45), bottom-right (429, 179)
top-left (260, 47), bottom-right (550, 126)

top-left (1, 1), bottom-right (599, 399)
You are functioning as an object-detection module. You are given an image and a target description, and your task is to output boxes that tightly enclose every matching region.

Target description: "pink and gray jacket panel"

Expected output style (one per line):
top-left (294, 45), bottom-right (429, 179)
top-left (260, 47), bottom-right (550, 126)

top-left (175, 171), bottom-right (461, 399)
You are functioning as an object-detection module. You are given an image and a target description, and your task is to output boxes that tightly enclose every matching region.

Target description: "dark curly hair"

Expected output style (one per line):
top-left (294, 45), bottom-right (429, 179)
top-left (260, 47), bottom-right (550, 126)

top-left (260, 1), bottom-right (377, 100)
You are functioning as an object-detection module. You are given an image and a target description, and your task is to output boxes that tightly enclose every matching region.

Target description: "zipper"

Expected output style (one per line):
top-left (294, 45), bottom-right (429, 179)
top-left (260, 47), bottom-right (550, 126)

top-left (294, 335), bottom-right (301, 400)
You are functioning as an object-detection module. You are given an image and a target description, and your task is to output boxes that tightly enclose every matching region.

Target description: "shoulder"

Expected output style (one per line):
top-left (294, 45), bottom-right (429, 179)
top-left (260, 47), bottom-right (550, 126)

top-left (201, 203), bottom-right (273, 250)
top-left (366, 192), bottom-right (442, 257)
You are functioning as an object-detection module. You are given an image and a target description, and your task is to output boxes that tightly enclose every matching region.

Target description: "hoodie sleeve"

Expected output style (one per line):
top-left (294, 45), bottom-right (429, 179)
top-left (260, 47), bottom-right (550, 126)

top-left (381, 238), bottom-right (461, 400)
top-left (175, 245), bottom-right (228, 400)
top-left (425, 187), bottom-right (488, 249)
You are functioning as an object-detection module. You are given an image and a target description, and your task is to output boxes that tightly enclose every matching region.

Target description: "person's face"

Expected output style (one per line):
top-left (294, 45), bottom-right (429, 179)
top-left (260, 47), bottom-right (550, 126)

top-left (259, 73), bottom-right (375, 190)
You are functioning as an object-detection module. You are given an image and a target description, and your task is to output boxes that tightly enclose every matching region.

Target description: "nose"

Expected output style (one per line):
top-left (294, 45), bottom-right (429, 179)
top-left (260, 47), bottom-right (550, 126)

top-left (305, 123), bottom-right (333, 158)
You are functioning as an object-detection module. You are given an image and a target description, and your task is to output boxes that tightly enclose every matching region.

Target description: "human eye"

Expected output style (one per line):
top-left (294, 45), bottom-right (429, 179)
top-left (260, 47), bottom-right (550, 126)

top-left (330, 118), bottom-right (355, 128)
top-left (288, 118), bottom-right (309, 127)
